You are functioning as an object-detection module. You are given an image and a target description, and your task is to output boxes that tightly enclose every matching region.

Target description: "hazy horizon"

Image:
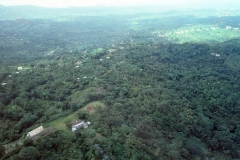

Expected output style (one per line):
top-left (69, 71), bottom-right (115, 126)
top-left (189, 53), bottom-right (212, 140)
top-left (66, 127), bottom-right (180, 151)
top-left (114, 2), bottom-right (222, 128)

top-left (0, 0), bottom-right (240, 9)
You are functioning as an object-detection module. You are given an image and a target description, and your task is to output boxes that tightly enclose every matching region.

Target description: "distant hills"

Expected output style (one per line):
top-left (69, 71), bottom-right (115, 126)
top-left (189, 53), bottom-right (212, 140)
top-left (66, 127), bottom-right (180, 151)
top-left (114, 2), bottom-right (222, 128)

top-left (0, 5), bottom-right (176, 20)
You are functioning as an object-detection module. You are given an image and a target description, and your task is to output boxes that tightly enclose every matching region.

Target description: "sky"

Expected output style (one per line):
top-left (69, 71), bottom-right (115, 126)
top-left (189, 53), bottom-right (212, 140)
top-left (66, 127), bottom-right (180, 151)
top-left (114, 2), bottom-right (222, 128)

top-left (0, 0), bottom-right (239, 8)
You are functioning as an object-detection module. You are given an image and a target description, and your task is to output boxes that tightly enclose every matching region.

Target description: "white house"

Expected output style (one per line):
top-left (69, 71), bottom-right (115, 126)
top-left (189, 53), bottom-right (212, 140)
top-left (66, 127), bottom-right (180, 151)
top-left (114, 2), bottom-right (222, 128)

top-left (71, 120), bottom-right (90, 132)
top-left (17, 67), bottom-right (23, 70)
top-left (27, 126), bottom-right (44, 138)
top-left (226, 26), bottom-right (232, 30)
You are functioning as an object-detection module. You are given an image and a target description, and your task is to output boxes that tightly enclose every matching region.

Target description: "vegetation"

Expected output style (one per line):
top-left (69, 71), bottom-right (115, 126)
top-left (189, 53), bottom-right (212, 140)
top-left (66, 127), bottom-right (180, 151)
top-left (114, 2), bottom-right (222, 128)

top-left (0, 5), bottom-right (240, 160)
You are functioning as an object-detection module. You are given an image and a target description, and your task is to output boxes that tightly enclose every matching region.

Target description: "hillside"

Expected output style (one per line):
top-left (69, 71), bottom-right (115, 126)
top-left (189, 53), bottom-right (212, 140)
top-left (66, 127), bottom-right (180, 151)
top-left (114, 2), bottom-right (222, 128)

top-left (0, 6), bottom-right (240, 160)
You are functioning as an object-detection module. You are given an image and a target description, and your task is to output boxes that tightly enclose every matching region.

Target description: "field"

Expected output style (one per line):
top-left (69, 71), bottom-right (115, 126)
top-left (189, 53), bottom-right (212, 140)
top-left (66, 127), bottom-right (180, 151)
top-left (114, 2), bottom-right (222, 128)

top-left (46, 100), bottom-right (106, 133)
top-left (164, 25), bottom-right (240, 43)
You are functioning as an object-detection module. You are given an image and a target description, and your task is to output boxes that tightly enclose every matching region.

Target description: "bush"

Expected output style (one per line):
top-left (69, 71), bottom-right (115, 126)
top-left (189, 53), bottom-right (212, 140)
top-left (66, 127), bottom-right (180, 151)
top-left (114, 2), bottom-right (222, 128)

top-left (23, 139), bottom-right (33, 146)
top-left (18, 146), bottom-right (40, 160)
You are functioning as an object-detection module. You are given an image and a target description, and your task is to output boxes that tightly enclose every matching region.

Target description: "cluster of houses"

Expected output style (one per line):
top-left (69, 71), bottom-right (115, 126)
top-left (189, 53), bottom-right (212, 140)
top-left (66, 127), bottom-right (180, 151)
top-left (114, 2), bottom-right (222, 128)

top-left (1, 67), bottom-right (23, 86)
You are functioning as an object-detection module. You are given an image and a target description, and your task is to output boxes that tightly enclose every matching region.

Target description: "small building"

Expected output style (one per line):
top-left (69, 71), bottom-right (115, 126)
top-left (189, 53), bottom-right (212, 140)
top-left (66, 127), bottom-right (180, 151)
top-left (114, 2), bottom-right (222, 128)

top-left (72, 120), bottom-right (90, 132)
top-left (27, 126), bottom-right (44, 139)
top-left (226, 26), bottom-right (232, 30)
top-left (17, 67), bottom-right (23, 70)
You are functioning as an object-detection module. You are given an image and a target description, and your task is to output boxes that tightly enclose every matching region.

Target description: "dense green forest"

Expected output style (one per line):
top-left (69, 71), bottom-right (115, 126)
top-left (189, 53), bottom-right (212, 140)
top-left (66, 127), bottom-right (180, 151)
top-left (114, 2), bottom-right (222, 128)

top-left (0, 5), bottom-right (240, 160)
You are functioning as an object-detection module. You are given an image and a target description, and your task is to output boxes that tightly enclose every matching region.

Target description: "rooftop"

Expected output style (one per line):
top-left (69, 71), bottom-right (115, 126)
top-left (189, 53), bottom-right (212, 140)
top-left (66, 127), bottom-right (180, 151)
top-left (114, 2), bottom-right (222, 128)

top-left (27, 126), bottom-right (44, 137)
top-left (72, 120), bottom-right (83, 126)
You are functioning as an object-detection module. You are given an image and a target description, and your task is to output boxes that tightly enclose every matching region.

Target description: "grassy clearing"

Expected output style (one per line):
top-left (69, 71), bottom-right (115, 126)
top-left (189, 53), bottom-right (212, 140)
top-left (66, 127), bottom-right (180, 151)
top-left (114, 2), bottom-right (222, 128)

top-left (80, 101), bottom-right (106, 114)
top-left (46, 87), bottom-right (106, 132)
top-left (46, 100), bottom-right (106, 132)
top-left (70, 87), bottom-right (93, 104)
top-left (70, 87), bottom-right (106, 104)
top-left (153, 24), bottom-right (240, 43)
top-left (4, 139), bottom-right (23, 154)
top-left (46, 114), bottom-right (78, 133)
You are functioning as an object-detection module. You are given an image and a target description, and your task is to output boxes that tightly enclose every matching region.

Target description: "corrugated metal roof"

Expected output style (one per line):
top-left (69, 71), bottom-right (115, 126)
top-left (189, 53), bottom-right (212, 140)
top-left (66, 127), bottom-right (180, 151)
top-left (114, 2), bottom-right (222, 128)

top-left (27, 126), bottom-right (44, 137)
top-left (72, 120), bottom-right (83, 126)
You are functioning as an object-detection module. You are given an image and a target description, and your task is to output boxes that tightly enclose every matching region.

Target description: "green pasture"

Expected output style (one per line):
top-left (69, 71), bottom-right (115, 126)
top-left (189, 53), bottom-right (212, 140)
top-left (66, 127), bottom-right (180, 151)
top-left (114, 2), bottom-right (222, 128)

top-left (46, 100), bottom-right (106, 133)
